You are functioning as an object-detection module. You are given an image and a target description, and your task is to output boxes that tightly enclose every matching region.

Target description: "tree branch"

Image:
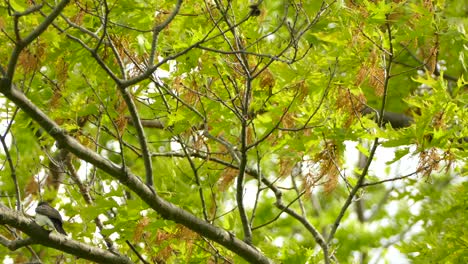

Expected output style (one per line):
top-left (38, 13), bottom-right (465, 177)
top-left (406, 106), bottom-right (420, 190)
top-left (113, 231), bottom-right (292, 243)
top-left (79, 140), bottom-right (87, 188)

top-left (0, 205), bottom-right (132, 263)
top-left (6, 0), bottom-right (71, 81)
top-left (0, 134), bottom-right (21, 211)
top-left (118, 87), bottom-right (154, 187)
top-left (0, 235), bottom-right (35, 250)
top-left (149, 0), bottom-right (183, 66)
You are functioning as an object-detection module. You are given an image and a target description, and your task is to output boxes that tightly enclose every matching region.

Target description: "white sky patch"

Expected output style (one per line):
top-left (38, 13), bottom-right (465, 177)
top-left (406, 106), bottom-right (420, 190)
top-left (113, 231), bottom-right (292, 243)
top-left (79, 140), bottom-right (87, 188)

top-left (379, 218), bottom-right (390, 228)
top-left (92, 227), bottom-right (103, 245)
top-left (109, 232), bottom-right (120, 241)
top-left (292, 232), bottom-right (305, 242)
top-left (33, 169), bottom-right (47, 187)
top-left (363, 208), bottom-right (373, 220)
top-left (170, 138), bottom-right (182, 152)
top-left (344, 141), bottom-right (420, 179)
top-left (101, 181), bottom-right (112, 194)
top-left (106, 140), bottom-right (121, 152)
top-left (100, 148), bottom-right (109, 159)
top-left (77, 161), bottom-right (93, 182)
top-left (2, 256), bottom-right (14, 264)
top-left (344, 141), bottom-right (359, 169)
top-left (152, 56), bottom-right (174, 80)
top-left (409, 199), bottom-right (422, 215)
top-left (99, 180), bottom-right (120, 194)
top-left (272, 236), bottom-right (284, 247)
top-left (147, 81), bottom-right (156, 91)
top-left (140, 209), bottom-right (150, 217)
top-left (73, 214), bottom-right (83, 224)
top-left (111, 180), bottom-right (120, 191)
top-left (369, 246), bottom-right (410, 264)
top-left (385, 200), bottom-right (400, 218)
top-left (383, 246), bottom-right (410, 264)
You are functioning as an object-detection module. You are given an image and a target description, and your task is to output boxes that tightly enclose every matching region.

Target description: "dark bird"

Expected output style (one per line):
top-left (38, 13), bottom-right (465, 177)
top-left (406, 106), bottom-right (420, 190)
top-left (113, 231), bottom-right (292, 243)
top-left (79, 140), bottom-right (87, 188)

top-left (249, 4), bottom-right (261, 17)
top-left (35, 201), bottom-right (67, 235)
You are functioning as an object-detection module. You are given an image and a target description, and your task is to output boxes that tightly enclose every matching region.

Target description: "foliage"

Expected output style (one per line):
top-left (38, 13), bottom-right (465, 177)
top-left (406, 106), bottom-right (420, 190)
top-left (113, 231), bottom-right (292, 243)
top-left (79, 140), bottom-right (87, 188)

top-left (398, 180), bottom-right (468, 264)
top-left (0, 0), bottom-right (466, 263)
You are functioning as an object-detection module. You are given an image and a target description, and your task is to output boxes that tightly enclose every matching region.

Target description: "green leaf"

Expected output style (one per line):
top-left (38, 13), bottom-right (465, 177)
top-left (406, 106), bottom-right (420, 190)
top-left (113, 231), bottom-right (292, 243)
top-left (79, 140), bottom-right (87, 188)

top-left (385, 147), bottom-right (410, 165)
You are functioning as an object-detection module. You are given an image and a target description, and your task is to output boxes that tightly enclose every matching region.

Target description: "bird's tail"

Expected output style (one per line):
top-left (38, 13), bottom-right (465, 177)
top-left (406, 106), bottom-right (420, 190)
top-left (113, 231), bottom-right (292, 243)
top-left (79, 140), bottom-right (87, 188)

top-left (54, 222), bottom-right (67, 236)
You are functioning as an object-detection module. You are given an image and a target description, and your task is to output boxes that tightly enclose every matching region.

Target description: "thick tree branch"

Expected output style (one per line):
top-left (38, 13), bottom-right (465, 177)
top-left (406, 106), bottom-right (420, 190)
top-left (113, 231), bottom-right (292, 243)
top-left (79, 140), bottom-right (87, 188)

top-left (0, 235), bottom-right (34, 250)
top-left (0, 205), bottom-right (131, 263)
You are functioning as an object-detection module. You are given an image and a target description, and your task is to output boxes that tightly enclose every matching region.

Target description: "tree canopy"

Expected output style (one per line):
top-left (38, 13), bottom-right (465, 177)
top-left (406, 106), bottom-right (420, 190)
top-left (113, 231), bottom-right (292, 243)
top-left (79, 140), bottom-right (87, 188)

top-left (0, 0), bottom-right (467, 263)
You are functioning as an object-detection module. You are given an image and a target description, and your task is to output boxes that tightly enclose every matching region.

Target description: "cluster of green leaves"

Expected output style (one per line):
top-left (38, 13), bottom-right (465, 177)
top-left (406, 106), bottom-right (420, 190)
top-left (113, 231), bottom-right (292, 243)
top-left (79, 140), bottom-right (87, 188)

top-left (398, 179), bottom-right (468, 263)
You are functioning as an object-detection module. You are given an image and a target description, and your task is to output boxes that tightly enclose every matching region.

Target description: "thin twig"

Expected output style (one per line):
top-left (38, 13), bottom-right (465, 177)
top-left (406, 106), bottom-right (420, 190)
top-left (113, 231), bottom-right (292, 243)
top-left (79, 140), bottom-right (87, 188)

top-left (252, 190), bottom-right (306, 230)
top-left (0, 135), bottom-right (20, 211)
top-left (360, 170), bottom-right (420, 187)
top-left (177, 135), bottom-right (210, 222)
top-left (126, 240), bottom-right (150, 264)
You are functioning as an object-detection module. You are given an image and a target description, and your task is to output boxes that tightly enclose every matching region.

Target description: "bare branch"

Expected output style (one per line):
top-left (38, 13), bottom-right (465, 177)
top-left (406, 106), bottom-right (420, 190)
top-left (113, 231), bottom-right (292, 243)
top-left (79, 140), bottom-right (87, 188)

top-left (176, 135), bottom-right (210, 222)
top-left (12, 3), bottom-right (44, 17)
top-left (361, 170), bottom-right (421, 187)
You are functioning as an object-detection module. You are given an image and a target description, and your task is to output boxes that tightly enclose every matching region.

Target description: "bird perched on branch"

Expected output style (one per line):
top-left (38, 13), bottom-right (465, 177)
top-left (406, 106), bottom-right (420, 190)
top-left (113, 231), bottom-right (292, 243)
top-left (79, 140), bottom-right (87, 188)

top-left (35, 201), bottom-right (67, 235)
